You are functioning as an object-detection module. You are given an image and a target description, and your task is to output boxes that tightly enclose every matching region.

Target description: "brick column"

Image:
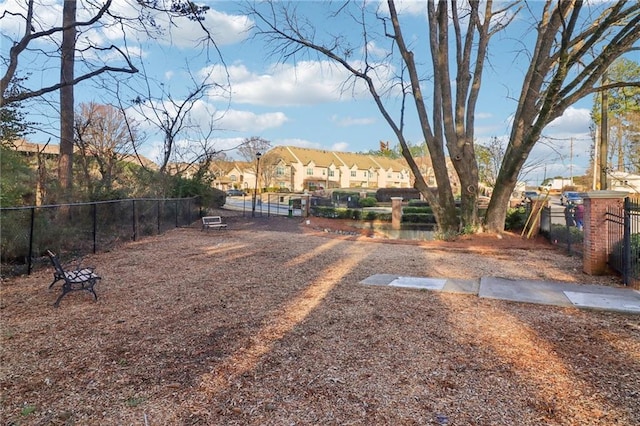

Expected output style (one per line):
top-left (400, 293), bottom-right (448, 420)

top-left (391, 197), bottom-right (403, 230)
top-left (583, 191), bottom-right (628, 275)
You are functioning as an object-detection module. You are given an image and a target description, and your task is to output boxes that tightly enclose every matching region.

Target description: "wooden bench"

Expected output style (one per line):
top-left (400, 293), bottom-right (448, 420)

top-left (202, 216), bottom-right (228, 231)
top-left (47, 250), bottom-right (101, 307)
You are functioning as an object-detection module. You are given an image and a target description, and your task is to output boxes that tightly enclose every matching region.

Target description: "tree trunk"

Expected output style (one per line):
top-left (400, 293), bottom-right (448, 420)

top-left (59, 0), bottom-right (76, 202)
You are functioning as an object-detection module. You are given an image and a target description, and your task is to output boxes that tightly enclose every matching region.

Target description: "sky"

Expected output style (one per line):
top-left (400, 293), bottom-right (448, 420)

top-left (2, 0), bottom-right (629, 187)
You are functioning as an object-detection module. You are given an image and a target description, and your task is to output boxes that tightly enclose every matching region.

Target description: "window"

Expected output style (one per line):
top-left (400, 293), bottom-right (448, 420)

top-left (350, 170), bottom-right (356, 177)
top-left (322, 169), bottom-right (326, 176)
top-left (307, 168), bottom-right (313, 175)
top-left (230, 175), bottom-right (237, 182)
top-left (387, 173), bottom-right (392, 178)
top-left (328, 169), bottom-right (335, 177)
top-left (276, 166), bottom-right (285, 176)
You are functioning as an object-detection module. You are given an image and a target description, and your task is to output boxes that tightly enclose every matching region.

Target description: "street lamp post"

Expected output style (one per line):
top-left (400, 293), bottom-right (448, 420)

top-left (252, 152), bottom-right (262, 217)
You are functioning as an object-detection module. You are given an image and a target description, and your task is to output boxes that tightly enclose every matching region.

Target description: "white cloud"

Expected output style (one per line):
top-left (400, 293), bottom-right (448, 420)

top-left (331, 142), bottom-right (350, 151)
top-left (203, 59), bottom-right (397, 107)
top-left (214, 109), bottom-right (289, 132)
top-left (545, 106), bottom-right (592, 135)
top-left (330, 115), bottom-right (376, 127)
top-left (274, 138), bottom-right (322, 149)
top-left (365, 41), bottom-right (388, 58)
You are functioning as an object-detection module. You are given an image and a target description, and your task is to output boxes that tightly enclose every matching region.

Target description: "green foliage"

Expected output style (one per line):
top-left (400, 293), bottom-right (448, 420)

top-left (168, 175), bottom-right (224, 208)
top-left (126, 396), bottom-right (145, 407)
top-left (407, 199), bottom-right (429, 207)
top-left (21, 404), bottom-right (36, 416)
top-left (1, 77), bottom-right (34, 142)
top-left (0, 145), bottom-right (34, 207)
top-left (611, 233), bottom-right (640, 279)
top-left (476, 136), bottom-right (504, 187)
top-left (402, 213), bottom-right (436, 224)
top-left (403, 206), bottom-right (433, 214)
top-left (461, 223), bottom-right (478, 235)
top-left (358, 197), bottom-right (377, 207)
top-left (363, 210), bottom-right (377, 220)
top-left (504, 206), bottom-right (527, 231)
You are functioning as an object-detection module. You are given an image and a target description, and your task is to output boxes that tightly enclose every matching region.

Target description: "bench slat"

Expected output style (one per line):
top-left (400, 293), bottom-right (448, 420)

top-left (202, 216), bottom-right (227, 230)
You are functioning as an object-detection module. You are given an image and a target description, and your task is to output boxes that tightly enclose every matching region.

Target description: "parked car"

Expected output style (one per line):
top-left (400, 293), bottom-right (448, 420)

top-left (226, 189), bottom-right (245, 197)
top-left (560, 191), bottom-right (582, 205)
top-left (522, 190), bottom-right (540, 203)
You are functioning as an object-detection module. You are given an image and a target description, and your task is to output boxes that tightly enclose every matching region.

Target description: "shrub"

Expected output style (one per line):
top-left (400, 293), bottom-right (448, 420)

top-left (610, 233), bottom-right (640, 279)
top-left (408, 199), bottom-right (429, 207)
top-left (363, 211), bottom-right (378, 220)
top-left (504, 206), bottom-right (527, 231)
top-left (358, 197), bottom-right (377, 207)
top-left (402, 213), bottom-right (436, 224)
top-left (403, 206), bottom-right (433, 214)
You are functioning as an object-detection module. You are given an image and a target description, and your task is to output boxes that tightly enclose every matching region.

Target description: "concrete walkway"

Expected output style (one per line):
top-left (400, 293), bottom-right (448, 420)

top-left (361, 274), bottom-right (640, 315)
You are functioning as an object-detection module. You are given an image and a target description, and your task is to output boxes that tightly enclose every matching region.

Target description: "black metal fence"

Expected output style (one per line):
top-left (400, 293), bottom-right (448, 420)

top-left (1, 197), bottom-right (200, 277)
top-left (539, 205), bottom-right (584, 256)
top-left (606, 197), bottom-right (640, 286)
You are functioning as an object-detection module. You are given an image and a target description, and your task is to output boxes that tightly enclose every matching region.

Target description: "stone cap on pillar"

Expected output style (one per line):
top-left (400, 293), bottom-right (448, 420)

top-left (582, 190), bottom-right (629, 199)
top-left (390, 197), bottom-right (404, 200)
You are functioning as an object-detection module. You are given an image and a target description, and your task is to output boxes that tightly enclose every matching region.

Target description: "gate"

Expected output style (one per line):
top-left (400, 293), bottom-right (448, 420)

top-left (606, 196), bottom-right (640, 286)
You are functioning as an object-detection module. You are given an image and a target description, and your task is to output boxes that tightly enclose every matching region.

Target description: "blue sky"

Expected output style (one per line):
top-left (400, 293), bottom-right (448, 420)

top-left (2, 0), bottom-right (611, 186)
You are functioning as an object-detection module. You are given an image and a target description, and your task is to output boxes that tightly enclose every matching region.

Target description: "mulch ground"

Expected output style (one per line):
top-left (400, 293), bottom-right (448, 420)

top-left (1, 212), bottom-right (638, 425)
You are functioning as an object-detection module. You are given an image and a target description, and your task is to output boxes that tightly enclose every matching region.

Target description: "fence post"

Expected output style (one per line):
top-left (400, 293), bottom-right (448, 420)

top-left (582, 191), bottom-right (628, 276)
top-left (132, 199), bottom-right (137, 241)
top-left (92, 203), bottom-right (97, 253)
top-left (27, 207), bottom-right (35, 274)
top-left (157, 200), bottom-right (161, 234)
top-left (623, 197), bottom-right (631, 286)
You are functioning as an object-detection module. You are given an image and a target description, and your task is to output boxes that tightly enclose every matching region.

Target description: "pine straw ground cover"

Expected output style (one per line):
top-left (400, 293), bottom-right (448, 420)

top-left (1, 212), bottom-right (639, 425)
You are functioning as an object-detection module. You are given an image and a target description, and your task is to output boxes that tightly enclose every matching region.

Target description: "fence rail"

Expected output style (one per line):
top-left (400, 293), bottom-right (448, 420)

top-left (606, 197), bottom-right (640, 286)
top-left (1, 197), bottom-right (200, 277)
top-left (539, 205), bottom-right (583, 256)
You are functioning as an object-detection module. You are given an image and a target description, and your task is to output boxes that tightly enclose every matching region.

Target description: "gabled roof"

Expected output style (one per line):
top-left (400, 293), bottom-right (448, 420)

top-left (267, 146), bottom-right (299, 165)
top-left (284, 146), bottom-right (338, 167)
top-left (370, 156), bottom-right (409, 172)
top-left (333, 151), bottom-right (380, 170)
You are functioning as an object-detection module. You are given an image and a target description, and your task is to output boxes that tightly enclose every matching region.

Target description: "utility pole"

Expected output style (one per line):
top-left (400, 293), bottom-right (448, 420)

top-left (599, 70), bottom-right (609, 190)
top-left (569, 137), bottom-right (573, 185)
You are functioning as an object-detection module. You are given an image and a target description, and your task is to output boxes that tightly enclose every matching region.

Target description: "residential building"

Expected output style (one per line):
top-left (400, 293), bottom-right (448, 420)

top-left (258, 146), bottom-right (412, 191)
top-left (609, 171), bottom-right (640, 194)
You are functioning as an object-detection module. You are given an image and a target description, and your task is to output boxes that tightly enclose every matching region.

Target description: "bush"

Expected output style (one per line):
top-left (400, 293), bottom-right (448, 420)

top-left (358, 197), bottom-right (377, 207)
top-left (504, 206), bottom-right (527, 231)
top-left (403, 206), bottom-right (433, 215)
top-left (402, 213), bottom-right (436, 224)
top-left (610, 233), bottom-right (640, 279)
top-left (408, 199), bottom-right (429, 207)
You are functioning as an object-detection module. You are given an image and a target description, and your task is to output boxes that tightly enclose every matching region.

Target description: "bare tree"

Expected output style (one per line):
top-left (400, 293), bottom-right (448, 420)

top-left (249, 1), bottom-right (640, 233)
top-left (74, 102), bottom-right (140, 199)
top-left (1, 0), bottom-right (214, 200)
top-left (125, 66), bottom-right (224, 177)
top-left (247, 1), bottom-right (516, 234)
top-left (238, 136), bottom-right (272, 189)
top-left (485, 1), bottom-right (640, 231)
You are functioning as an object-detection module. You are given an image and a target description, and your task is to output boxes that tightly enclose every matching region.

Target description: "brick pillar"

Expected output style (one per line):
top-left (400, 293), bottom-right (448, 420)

top-left (391, 197), bottom-right (403, 230)
top-left (583, 191), bottom-right (628, 275)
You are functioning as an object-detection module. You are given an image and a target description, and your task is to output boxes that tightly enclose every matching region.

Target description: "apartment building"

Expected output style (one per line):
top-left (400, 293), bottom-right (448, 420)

top-left (256, 146), bottom-right (412, 192)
